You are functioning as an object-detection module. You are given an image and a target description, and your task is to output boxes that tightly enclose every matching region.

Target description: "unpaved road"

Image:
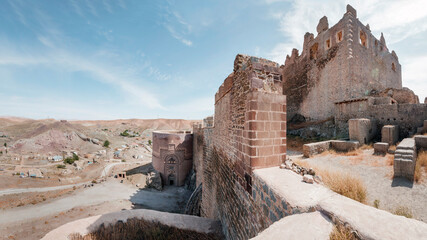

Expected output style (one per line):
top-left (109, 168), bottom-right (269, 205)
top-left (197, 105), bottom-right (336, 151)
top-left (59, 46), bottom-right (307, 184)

top-left (0, 180), bottom-right (137, 225)
top-left (0, 161), bottom-right (147, 196)
top-left (0, 180), bottom-right (191, 226)
top-left (0, 183), bottom-right (86, 196)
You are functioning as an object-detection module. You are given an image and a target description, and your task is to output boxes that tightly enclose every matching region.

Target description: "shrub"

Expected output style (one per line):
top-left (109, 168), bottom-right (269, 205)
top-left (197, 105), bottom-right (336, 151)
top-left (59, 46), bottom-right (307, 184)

top-left (329, 224), bottom-right (356, 240)
top-left (414, 150), bottom-right (427, 183)
top-left (103, 140), bottom-right (110, 148)
top-left (3, 143), bottom-right (6, 147)
top-left (373, 199), bottom-right (380, 208)
top-left (57, 164), bottom-right (66, 169)
top-left (120, 130), bottom-right (130, 137)
top-left (64, 158), bottom-right (75, 165)
top-left (148, 139), bottom-right (152, 145)
top-left (72, 153), bottom-right (79, 161)
top-left (393, 206), bottom-right (413, 218)
top-left (121, 159), bottom-right (126, 162)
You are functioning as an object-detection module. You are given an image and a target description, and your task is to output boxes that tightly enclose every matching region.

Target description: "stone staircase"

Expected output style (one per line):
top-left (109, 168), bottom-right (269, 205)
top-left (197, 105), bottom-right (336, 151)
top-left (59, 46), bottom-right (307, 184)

top-left (394, 138), bottom-right (417, 180)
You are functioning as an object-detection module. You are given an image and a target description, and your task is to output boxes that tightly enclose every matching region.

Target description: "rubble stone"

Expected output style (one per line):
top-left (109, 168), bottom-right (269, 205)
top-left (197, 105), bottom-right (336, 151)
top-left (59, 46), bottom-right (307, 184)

top-left (303, 174), bottom-right (314, 184)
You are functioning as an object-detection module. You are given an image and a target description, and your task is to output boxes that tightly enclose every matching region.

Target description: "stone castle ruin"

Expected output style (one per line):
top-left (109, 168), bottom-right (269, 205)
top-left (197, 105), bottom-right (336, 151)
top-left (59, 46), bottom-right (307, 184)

top-left (281, 5), bottom-right (424, 139)
top-left (43, 5), bottom-right (427, 240)
top-left (188, 4), bottom-right (427, 240)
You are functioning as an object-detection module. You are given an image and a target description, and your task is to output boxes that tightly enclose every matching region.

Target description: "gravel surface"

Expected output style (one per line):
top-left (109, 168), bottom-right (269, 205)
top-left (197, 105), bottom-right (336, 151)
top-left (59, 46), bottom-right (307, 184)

top-left (291, 149), bottom-right (427, 222)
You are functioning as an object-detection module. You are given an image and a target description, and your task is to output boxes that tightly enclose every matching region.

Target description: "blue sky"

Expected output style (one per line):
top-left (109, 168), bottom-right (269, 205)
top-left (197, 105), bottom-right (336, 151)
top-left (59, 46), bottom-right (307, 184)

top-left (1, 0), bottom-right (426, 120)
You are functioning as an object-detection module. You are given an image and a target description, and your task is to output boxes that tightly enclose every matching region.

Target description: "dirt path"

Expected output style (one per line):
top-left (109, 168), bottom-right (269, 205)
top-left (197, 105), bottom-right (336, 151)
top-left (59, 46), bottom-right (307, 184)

top-left (0, 183), bottom-right (86, 196)
top-left (0, 180), bottom-right (138, 225)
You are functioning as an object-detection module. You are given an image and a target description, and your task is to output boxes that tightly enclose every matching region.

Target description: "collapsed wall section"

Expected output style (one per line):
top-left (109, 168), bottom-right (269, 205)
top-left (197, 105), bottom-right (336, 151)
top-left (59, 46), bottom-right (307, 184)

top-left (197, 54), bottom-right (287, 239)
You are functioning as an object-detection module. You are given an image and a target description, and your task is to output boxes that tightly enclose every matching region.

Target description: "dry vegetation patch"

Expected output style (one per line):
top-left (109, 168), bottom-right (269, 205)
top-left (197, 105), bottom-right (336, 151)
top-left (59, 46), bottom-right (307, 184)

top-left (414, 150), bottom-right (427, 183)
top-left (393, 206), bottom-right (413, 218)
top-left (329, 224), bottom-right (357, 240)
top-left (69, 218), bottom-right (221, 240)
top-left (293, 159), bottom-right (367, 203)
top-left (0, 188), bottom-right (75, 209)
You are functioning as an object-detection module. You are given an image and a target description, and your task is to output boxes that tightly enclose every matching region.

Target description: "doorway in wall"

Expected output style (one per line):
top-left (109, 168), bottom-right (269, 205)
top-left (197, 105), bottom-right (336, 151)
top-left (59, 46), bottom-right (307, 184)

top-left (168, 174), bottom-right (176, 186)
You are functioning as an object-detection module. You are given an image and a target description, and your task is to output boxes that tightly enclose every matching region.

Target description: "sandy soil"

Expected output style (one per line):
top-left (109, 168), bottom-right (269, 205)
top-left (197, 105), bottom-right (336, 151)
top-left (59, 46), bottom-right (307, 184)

top-left (291, 149), bottom-right (427, 222)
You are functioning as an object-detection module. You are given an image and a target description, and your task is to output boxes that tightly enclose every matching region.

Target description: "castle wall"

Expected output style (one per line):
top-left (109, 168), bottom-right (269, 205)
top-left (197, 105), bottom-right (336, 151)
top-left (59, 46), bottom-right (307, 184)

top-left (282, 6), bottom-right (402, 122)
top-left (195, 55), bottom-right (287, 239)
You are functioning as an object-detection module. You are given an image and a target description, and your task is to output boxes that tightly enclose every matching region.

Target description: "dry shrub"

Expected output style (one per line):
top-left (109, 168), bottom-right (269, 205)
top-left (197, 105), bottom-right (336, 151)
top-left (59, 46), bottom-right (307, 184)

top-left (318, 168), bottom-right (367, 203)
top-left (389, 145), bottom-right (397, 152)
top-left (386, 154), bottom-right (394, 166)
top-left (393, 206), bottom-right (413, 218)
top-left (329, 224), bottom-right (356, 240)
top-left (292, 160), bottom-right (367, 203)
top-left (414, 150), bottom-right (427, 183)
top-left (360, 144), bottom-right (373, 150)
top-left (69, 218), bottom-right (221, 240)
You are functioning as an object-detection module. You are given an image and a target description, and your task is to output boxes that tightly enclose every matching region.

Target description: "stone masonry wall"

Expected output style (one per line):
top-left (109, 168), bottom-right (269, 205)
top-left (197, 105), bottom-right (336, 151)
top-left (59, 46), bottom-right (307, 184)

top-left (336, 102), bottom-right (427, 138)
top-left (282, 5), bottom-right (401, 122)
top-left (197, 54), bottom-right (287, 239)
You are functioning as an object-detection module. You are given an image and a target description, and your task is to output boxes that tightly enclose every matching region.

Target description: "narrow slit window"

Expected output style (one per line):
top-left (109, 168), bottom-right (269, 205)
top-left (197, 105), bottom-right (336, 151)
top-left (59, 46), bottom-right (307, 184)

top-left (360, 30), bottom-right (367, 47)
top-left (336, 31), bottom-right (343, 42)
top-left (326, 39), bottom-right (331, 49)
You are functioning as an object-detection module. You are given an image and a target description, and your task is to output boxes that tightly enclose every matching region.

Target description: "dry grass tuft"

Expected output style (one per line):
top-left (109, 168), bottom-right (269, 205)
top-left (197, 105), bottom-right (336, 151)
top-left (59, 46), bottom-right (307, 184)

top-left (329, 224), bottom-right (356, 240)
top-left (293, 160), bottom-right (367, 203)
top-left (69, 218), bottom-right (221, 240)
top-left (414, 150), bottom-right (427, 183)
top-left (386, 154), bottom-right (394, 166)
top-left (360, 144), bottom-right (373, 150)
top-left (393, 206), bottom-right (413, 218)
top-left (389, 145), bottom-right (397, 152)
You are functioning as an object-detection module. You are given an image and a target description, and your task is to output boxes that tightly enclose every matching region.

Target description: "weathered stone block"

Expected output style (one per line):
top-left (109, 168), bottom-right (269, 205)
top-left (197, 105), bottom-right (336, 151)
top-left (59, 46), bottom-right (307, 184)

top-left (349, 118), bottom-right (374, 144)
top-left (415, 135), bottom-right (427, 149)
top-left (330, 140), bottom-right (359, 152)
top-left (374, 142), bottom-right (389, 155)
top-left (394, 138), bottom-right (416, 180)
top-left (381, 125), bottom-right (398, 145)
top-left (303, 141), bottom-right (331, 158)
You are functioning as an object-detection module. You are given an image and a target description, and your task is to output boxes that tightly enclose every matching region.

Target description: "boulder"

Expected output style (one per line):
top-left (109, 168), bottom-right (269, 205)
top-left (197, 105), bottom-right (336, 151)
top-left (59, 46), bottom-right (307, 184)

top-left (146, 169), bottom-right (162, 191)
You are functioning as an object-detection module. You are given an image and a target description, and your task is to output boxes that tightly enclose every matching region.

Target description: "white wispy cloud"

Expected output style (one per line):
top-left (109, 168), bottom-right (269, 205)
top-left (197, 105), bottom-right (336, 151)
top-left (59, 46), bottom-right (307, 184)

top-left (162, 6), bottom-right (193, 46)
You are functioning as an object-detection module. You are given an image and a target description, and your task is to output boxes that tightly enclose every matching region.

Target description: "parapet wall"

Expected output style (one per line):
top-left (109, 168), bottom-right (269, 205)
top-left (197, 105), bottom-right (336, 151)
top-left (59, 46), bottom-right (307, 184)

top-left (195, 54), bottom-right (287, 239)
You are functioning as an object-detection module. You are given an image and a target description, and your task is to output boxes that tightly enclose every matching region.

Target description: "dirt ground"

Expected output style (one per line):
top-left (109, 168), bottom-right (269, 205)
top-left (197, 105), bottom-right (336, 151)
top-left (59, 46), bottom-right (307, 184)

top-left (0, 173), bottom-right (192, 239)
top-left (0, 187), bottom-right (77, 209)
top-left (1, 199), bottom-right (134, 240)
top-left (291, 149), bottom-right (427, 222)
